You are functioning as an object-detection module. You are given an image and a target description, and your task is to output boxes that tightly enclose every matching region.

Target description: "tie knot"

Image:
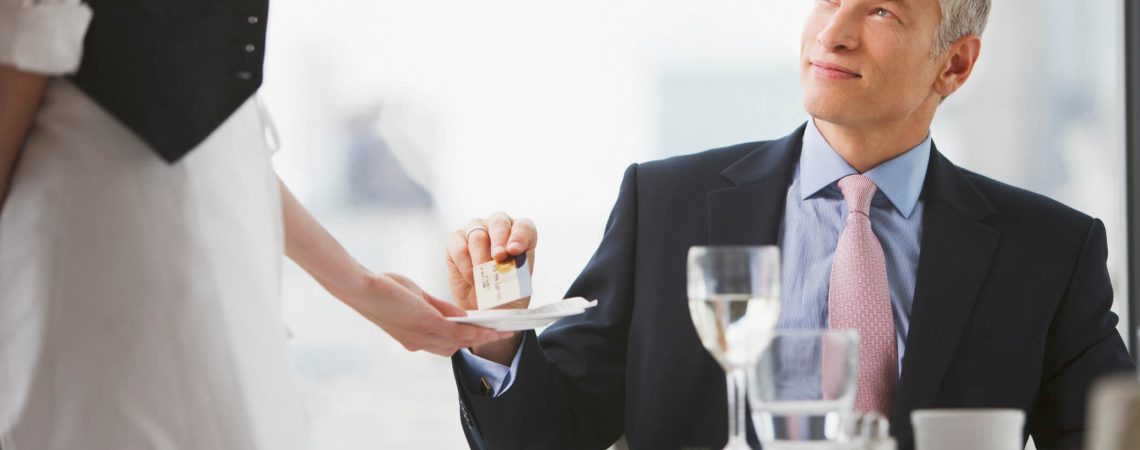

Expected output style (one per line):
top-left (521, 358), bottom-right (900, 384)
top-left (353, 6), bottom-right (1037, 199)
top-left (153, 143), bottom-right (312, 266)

top-left (838, 174), bottom-right (878, 216)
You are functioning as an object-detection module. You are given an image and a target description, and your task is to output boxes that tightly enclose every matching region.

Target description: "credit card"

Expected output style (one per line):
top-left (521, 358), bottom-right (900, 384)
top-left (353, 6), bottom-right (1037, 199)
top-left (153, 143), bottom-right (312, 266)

top-left (473, 254), bottom-right (533, 310)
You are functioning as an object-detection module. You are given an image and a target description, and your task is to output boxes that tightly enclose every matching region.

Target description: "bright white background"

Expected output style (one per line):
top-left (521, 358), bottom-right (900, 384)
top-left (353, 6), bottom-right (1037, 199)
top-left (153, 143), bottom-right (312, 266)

top-left (260, 1), bottom-right (1128, 448)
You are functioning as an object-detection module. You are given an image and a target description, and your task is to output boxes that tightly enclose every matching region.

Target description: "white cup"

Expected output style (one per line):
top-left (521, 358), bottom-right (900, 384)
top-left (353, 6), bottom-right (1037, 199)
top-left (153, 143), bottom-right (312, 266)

top-left (1086, 374), bottom-right (1140, 450)
top-left (911, 409), bottom-right (1025, 450)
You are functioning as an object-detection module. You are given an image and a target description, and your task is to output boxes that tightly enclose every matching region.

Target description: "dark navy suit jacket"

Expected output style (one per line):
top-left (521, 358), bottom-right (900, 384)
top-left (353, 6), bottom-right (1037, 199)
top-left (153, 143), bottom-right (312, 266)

top-left (451, 124), bottom-right (1136, 450)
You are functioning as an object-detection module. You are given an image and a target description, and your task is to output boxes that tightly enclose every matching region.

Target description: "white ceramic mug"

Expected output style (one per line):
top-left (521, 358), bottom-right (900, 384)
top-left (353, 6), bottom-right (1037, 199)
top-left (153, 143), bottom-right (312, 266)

top-left (911, 409), bottom-right (1025, 450)
top-left (1086, 374), bottom-right (1140, 450)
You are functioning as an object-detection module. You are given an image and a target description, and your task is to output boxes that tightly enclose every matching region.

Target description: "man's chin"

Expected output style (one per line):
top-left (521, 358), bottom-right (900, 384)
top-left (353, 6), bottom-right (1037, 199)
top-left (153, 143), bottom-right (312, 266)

top-left (802, 97), bottom-right (860, 125)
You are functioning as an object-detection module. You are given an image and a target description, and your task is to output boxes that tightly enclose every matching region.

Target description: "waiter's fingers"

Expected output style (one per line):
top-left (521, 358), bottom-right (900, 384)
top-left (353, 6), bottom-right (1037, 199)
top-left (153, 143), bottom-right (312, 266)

top-left (419, 331), bottom-right (491, 357)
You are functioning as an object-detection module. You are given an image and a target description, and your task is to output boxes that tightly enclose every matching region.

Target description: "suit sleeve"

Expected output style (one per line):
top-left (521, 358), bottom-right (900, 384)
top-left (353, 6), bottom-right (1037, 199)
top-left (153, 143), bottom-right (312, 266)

top-left (1028, 219), bottom-right (1136, 450)
top-left (451, 163), bottom-right (641, 450)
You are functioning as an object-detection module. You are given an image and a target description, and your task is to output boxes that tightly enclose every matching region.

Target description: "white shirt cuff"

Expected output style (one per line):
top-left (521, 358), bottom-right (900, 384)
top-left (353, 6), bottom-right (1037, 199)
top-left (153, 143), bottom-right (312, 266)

top-left (458, 339), bottom-right (525, 398)
top-left (0, 1), bottom-right (93, 75)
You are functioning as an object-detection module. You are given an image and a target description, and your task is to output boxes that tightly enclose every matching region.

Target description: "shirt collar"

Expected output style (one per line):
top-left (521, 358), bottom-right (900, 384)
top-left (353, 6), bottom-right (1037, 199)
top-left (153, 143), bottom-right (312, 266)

top-left (798, 118), bottom-right (931, 218)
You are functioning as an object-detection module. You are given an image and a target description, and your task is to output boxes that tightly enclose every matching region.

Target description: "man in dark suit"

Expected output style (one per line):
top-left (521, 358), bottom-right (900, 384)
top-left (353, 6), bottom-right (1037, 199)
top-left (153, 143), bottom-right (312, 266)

top-left (442, 0), bottom-right (1136, 449)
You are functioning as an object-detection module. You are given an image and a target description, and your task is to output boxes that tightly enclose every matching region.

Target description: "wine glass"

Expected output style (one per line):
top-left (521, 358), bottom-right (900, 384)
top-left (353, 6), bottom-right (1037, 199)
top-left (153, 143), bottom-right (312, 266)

top-left (688, 245), bottom-right (781, 450)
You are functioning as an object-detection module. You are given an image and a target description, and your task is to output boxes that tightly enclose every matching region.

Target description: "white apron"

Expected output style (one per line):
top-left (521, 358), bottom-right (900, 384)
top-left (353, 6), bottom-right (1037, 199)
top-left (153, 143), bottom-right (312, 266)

top-left (0, 79), bottom-right (308, 450)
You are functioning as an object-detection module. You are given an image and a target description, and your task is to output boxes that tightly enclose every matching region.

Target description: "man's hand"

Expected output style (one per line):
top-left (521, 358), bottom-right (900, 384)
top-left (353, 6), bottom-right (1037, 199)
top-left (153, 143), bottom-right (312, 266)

top-left (341, 272), bottom-right (512, 357)
top-left (446, 212), bottom-right (537, 363)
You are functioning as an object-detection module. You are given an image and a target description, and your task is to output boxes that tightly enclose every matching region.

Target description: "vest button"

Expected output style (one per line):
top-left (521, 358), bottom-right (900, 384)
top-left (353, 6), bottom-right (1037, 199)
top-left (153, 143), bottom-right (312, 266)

top-left (244, 44), bottom-right (256, 53)
top-left (236, 71), bottom-right (253, 80)
top-left (247, 15), bottom-right (259, 24)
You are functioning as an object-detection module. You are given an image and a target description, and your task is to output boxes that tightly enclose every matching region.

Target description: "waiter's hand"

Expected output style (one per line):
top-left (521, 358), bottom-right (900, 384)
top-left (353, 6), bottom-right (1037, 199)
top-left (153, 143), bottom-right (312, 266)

top-left (445, 212), bottom-right (537, 364)
top-left (343, 272), bottom-right (513, 357)
top-left (279, 179), bottom-right (509, 357)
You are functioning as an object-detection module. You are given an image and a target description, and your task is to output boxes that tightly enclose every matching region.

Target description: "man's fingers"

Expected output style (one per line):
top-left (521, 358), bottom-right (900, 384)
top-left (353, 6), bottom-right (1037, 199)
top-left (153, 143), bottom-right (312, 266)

top-left (447, 229), bottom-right (474, 284)
top-left (486, 212), bottom-right (514, 261)
top-left (506, 218), bottom-right (537, 256)
top-left (466, 218), bottom-right (492, 266)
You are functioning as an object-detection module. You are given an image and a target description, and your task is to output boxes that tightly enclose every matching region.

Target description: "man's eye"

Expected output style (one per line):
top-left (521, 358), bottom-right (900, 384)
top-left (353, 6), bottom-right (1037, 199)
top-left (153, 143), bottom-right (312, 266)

top-left (873, 8), bottom-right (893, 18)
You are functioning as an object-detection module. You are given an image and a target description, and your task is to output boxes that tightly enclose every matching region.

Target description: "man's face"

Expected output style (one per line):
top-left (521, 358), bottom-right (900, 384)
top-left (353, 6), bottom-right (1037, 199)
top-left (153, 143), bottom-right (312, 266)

top-left (800, 0), bottom-right (945, 127)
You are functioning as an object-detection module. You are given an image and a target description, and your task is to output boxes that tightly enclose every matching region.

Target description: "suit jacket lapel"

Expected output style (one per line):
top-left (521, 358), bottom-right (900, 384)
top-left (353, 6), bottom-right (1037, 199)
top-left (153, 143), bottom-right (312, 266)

top-left (893, 147), bottom-right (1000, 434)
top-left (708, 123), bottom-right (806, 246)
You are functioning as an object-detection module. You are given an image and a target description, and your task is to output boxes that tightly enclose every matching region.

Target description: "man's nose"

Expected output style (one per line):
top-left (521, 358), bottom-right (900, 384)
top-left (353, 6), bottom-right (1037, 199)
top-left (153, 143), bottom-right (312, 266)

top-left (816, 10), bottom-right (860, 52)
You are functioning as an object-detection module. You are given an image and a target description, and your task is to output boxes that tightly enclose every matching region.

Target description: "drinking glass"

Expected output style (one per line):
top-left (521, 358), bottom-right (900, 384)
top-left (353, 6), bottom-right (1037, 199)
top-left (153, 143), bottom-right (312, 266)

top-left (748, 330), bottom-right (859, 449)
top-left (687, 246), bottom-right (781, 450)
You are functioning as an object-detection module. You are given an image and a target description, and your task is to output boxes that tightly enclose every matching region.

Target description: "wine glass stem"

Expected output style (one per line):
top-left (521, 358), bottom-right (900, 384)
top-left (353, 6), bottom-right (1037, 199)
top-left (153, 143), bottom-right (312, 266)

top-left (726, 368), bottom-right (748, 446)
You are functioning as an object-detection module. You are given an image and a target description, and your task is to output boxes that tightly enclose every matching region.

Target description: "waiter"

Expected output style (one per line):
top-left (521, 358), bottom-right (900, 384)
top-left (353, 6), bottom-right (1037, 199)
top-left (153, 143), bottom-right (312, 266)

top-left (0, 1), bottom-right (505, 449)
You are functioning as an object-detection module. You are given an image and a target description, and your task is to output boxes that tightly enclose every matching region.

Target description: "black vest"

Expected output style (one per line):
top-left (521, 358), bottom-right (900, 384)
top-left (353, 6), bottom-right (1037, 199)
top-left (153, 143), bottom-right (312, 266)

top-left (69, 0), bottom-right (270, 163)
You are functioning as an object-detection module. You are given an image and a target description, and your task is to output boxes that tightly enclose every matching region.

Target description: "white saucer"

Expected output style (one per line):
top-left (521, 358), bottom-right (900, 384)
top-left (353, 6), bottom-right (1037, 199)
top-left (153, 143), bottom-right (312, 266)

top-left (447, 298), bottom-right (597, 331)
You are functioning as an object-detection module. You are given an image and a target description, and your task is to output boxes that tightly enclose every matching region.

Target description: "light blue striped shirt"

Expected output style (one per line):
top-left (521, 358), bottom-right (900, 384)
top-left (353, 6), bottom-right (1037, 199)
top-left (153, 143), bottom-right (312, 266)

top-left (460, 119), bottom-right (933, 395)
top-left (779, 119), bottom-right (931, 374)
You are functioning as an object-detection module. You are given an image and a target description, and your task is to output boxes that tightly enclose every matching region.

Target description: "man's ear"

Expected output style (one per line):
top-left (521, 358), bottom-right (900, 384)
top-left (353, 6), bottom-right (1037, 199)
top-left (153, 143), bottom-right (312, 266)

top-left (934, 35), bottom-right (982, 99)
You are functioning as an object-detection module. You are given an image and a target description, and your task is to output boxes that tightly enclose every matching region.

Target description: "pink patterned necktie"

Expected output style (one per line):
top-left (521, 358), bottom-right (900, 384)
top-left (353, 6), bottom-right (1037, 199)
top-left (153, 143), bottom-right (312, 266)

top-left (827, 174), bottom-right (897, 416)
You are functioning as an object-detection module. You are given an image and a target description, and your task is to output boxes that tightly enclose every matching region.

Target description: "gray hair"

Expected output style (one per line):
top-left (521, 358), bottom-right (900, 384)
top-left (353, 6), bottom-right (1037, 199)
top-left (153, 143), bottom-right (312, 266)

top-left (935, 0), bottom-right (991, 55)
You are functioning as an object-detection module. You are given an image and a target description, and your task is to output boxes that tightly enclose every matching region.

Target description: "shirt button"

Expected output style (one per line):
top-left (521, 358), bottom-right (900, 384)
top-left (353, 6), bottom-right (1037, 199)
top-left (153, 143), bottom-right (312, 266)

top-left (247, 15), bottom-right (259, 25)
top-left (236, 71), bottom-right (253, 80)
top-left (244, 44), bottom-right (256, 53)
